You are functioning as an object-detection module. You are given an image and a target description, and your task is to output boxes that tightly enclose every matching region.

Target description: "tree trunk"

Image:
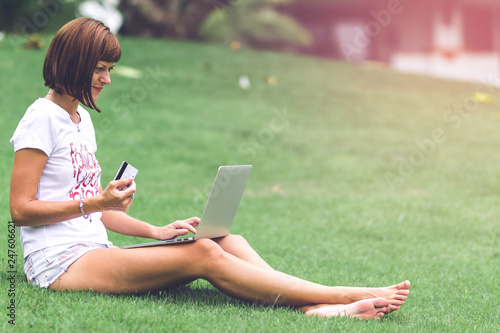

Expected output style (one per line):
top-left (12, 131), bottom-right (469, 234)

top-left (119, 0), bottom-right (234, 39)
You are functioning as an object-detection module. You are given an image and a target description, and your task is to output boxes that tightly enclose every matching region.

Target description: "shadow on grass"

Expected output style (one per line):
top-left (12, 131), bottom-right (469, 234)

top-left (0, 261), bottom-right (293, 314)
top-left (135, 282), bottom-right (296, 313)
top-left (11, 277), bottom-right (295, 314)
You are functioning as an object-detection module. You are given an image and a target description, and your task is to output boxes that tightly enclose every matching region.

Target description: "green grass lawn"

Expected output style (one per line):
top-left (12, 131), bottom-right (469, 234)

top-left (1, 34), bottom-right (499, 332)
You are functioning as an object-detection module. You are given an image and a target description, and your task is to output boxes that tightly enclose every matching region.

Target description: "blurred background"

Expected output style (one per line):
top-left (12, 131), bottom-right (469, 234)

top-left (1, 0), bottom-right (499, 84)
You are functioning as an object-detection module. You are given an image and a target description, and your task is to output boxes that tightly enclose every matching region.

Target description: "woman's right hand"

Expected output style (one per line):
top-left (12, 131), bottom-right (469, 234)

top-left (10, 148), bottom-right (137, 226)
top-left (96, 178), bottom-right (136, 212)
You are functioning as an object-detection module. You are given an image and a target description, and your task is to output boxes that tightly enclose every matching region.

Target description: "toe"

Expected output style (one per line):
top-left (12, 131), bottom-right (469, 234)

top-left (372, 298), bottom-right (389, 308)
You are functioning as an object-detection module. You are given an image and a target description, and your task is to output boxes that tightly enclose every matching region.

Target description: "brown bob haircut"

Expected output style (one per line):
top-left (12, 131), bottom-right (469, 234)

top-left (43, 17), bottom-right (121, 112)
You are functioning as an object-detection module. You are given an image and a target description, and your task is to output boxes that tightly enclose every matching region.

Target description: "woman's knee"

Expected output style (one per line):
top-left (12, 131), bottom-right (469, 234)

top-left (189, 239), bottom-right (228, 275)
top-left (218, 234), bottom-right (249, 247)
top-left (227, 234), bottom-right (247, 242)
top-left (193, 238), bottom-right (226, 259)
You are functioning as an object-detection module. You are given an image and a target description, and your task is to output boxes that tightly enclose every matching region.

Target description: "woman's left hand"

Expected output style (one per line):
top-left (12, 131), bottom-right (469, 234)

top-left (153, 217), bottom-right (200, 240)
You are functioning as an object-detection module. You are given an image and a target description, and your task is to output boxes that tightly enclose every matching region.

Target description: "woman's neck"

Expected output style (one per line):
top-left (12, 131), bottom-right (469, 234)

top-left (45, 90), bottom-right (80, 122)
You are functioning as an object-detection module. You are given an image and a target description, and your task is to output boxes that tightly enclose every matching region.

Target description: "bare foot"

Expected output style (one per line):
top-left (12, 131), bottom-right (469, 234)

top-left (302, 298), bottom-right (389, 320)
top-left (363, 280), bottom-right (410, 311)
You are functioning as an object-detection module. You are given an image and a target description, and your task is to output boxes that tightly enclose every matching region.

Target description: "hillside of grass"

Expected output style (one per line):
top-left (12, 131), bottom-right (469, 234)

top-left (0, 35), bottom-right (499, 332)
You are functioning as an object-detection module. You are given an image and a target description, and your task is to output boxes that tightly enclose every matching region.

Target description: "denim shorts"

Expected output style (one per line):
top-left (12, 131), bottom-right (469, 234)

top-left (24, 241), bottom-right (114, 288)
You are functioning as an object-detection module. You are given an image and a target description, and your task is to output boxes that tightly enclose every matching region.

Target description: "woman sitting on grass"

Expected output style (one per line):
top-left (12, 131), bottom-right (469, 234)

top-left (9, 17), bottom-right (410, 320)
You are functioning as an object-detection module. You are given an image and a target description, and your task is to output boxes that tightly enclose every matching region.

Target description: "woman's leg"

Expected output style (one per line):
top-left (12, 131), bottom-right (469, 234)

top-left (50, 236), bottom-right (409, 316)
top-left (213, 235), bottom-right (274, 270)
top-left (212, 235), bottom-right (408, 315)
top-left (199, 235), bottom-right (395, 318)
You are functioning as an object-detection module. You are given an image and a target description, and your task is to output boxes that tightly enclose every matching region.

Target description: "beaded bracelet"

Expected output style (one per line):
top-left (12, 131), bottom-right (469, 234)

top-left (79, 197), bottom-right (92, 222)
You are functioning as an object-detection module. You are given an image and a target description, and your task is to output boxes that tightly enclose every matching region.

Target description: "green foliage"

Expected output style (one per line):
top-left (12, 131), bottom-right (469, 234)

top-left (200, 0), bottom-right (312, 49)
top-left (0, 0), bottom-right (36, 32)
top-left (0, 0), bottom-right (80, 34)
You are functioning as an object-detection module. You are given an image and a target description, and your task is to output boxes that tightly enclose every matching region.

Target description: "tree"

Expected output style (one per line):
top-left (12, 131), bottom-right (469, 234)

top-left (0, 0), bottom-right (42, 33)
top-left (0, 0), bottom-right (80, 34)
top-left (200, 0), bottom-right (311, 50)
top-left (118, 0), bottom-right (234, 39)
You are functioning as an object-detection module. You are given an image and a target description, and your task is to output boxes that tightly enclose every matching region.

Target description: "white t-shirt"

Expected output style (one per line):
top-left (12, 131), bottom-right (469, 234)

top-left (10, 98), bottom-right (112, 258)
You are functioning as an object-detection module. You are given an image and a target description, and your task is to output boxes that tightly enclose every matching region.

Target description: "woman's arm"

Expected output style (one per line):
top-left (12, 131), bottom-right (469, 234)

top-left (10, 148), bottom-right (135, 226)
top-left (100, 211), bottom-right (156, 238)
top-left (101, 210), bottom-right (200, 240)
top-left (98, 183), bottom-right (199, 240)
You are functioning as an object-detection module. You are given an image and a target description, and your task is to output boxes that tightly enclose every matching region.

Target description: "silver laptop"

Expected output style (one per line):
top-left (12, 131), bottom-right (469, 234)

top-left (121, 165), bottom-right (252, 249)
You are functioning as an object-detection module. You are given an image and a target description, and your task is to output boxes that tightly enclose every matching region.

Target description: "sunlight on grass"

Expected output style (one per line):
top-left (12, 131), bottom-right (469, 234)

top-left (1, 36), bottom-right (499, 331)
